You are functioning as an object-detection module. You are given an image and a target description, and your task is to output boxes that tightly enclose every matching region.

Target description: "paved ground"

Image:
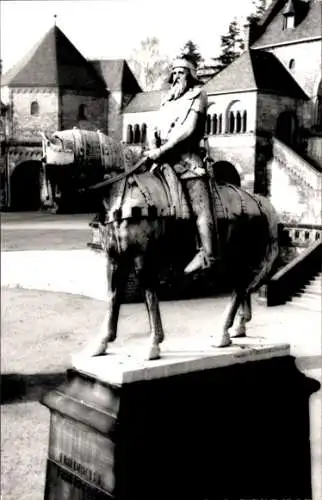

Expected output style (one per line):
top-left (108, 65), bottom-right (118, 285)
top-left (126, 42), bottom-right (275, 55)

top-left (1, 212), bottom-right (321, 499)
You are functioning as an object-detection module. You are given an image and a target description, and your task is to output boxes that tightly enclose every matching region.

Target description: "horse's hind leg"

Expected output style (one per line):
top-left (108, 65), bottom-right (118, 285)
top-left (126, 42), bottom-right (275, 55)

top-left (229, 292), bottom-right (252, 338)
top-left (134, 255), bottom-right (165, 360)
top-left (211, 291), bottom-right (242, 347)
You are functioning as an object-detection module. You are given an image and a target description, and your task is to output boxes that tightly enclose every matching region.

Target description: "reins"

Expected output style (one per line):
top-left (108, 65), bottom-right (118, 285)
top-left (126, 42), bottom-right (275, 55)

top-left (81, 156), bottom-right (149, 192)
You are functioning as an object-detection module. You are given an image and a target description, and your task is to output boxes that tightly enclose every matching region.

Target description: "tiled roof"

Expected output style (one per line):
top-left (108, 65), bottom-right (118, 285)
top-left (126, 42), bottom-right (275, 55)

top-left (90, 59), bottom-right (142, 94)
top-left (123, 90), bottom-right (168, 113)
top-left (203, 49), bottom-right (308, 99)
top-left (1, 25), bottom-right (106, 91)
top-left (252, 0), bottom-right (322, 48)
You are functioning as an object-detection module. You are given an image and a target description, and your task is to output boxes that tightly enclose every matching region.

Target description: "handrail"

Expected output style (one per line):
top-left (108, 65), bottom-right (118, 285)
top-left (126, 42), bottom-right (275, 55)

top-left (266, 239), bottom-right (322, 306)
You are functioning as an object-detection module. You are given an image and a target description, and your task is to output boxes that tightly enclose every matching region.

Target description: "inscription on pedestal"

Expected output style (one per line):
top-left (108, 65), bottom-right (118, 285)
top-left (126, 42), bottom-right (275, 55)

top-left (48, 413), bottom-right (115, 495)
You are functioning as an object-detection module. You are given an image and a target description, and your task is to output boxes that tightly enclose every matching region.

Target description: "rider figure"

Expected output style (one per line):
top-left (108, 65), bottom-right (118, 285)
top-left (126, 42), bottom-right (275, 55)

top-left (144, 55), bottom-right (217, 274)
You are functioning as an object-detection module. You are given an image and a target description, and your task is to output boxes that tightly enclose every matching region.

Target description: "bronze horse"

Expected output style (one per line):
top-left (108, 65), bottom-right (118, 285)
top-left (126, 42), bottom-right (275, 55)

top-left (41, 129), bottom-right (279, 360)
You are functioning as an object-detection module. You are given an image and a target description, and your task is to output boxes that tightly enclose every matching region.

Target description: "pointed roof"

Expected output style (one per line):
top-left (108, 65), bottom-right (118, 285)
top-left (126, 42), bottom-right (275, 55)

top-left (90, 59), bottom-right (142, 94)
top-left (203, 49), bottom-right (308, 99)
top-left (1, 25), bottom-right (106, 91)
top-left (252, 0), bottom-right (322, 49)
top-left (124, 89), bottom-right (168, 113)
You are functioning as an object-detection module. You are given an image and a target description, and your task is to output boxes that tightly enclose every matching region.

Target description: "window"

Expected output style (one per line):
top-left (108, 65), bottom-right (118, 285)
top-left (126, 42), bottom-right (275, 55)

top-left (206, 115), bottom-right (211, 135)
top-left (229, 112), bottom-right (235, 133)
top-left (236, 112), bottom-right (242, 133)
top-left (126, 124), bottom-right (133, 143)
top-left (141, 123), bottom-right (147, 144)
top-left (212, 114), bottom-right (218, 135)
top-left (133, 124), bottom-right (140, 143)
top-left (242, 111), bottom-right (247, 132)
top-left (218, 114), bottom-right (222, 134)
top-left (30, 101), bottom-right (39, 116)
top-left (289, 59), bottom-right (295, 70)
top-left (283, 15), bottom-right (295, 30)
top-left (227, 101), bottom-right (247, 134)
top-left (207, 104), bottom-right (223, 136)
top-left (78, 104), bottom-right (87, 120)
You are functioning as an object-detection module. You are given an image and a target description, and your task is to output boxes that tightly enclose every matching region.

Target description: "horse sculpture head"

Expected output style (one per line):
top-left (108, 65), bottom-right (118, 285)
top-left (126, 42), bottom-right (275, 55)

top-left (40, 131), bottom-right (76, 166)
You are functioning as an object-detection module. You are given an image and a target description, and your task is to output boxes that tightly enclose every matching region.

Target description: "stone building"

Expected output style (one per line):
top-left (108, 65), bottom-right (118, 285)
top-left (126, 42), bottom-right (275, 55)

top-left (1, 0), bottom-right (321, 222)
top-left (123, 0), bottom-right (322, 223)
top-left (0, 24), bottom-right (140, 210)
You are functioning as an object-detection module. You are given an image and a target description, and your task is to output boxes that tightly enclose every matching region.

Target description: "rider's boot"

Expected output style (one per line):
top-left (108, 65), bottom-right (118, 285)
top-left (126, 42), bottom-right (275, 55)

top-left (184, 217), bottom-right (217, 274)
top-left (184, 178), bottom-right (219, 274)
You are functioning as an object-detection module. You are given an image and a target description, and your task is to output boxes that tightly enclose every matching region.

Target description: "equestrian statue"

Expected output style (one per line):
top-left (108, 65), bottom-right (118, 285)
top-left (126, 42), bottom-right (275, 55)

top-left (41, 55), bottom-right (279, 360)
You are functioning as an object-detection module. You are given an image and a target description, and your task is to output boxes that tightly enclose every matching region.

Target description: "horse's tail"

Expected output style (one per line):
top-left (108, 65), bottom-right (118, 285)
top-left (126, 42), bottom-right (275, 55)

top-left (246, 194), bottom-right (279, 294)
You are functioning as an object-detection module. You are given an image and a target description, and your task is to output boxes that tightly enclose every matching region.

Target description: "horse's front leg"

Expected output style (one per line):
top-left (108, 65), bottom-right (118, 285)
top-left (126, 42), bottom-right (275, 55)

top-left (134, 255), bottom-right (165, 360)
top-left (211, 291), bottom-right (242, 347)
top-left (80, 255), bottom-right (129, 357)
top-left (229, 292), bottom-right (252, 339)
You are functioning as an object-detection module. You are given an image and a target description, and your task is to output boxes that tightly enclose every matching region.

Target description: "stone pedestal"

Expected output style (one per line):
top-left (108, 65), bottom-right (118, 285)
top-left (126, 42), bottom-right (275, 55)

top-left (41, 340), bottom-right (316, 500)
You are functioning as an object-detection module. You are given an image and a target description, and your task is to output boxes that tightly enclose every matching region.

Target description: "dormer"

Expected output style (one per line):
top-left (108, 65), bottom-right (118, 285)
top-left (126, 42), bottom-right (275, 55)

top-left (282, 0), bottom-right (296, 29)
top-left (282, 0), bottom-right (311, 31)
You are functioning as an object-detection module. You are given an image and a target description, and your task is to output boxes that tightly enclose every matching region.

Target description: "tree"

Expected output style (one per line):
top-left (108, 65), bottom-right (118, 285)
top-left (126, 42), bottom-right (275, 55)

top-left (128, 37), bottom-right (171, 91)
top-left (179, 40), bottom-right (202, 68)
top-left (212, 19), bottom-right (245, 73)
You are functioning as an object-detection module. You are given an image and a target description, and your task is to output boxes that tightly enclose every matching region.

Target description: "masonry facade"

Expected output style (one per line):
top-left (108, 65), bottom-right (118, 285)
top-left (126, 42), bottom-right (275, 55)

top-left (1, 0), bottom-right (321, 222)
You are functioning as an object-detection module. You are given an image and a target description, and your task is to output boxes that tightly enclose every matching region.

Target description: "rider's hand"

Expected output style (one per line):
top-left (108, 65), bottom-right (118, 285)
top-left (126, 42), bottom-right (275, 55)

top-left (144, 147), bottom-right (162, 162)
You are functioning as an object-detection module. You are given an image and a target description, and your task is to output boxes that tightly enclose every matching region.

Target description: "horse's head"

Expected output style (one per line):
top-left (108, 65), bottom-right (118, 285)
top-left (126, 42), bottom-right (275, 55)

top-left (40, 131), bottom-right (75, 166)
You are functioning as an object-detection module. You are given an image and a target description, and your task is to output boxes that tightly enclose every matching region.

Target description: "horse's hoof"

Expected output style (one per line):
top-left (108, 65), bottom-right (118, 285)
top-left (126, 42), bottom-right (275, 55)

top-left (229, 326), bottom-right (246, 338)
top-left (146, 344), bottom-right (161, 360)
top-left (210, 333), bottom-right (232, 348)
top-left (78, 341), bottom-right (108, 357)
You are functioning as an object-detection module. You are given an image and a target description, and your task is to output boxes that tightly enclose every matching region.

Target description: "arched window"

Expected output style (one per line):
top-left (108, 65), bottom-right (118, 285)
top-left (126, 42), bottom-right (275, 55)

top-left (236, 111), bottom-right (242, 133)
top-left (212, 114), bottom-right (218, 135)
top-left (133, 124), bottom-right (140, 143)
top-left (229, 112), bottom-right (235, 133)
top-left (30, 101), bottom-right (39, 116)
top-left (78, 104), bottom-right (87, 120)
top-left (242, 110), bottom-right (247, 132)
top-left (206, 114), bottom-right (211, 135)
top-left (126, 124), bottom-right (133, 144)
top-left (227, 101), bottom-right (246, 134)
top-left (218, 114), bottom-right (222, 134)
top-left (141, 123), bottom-right (147, 143)
top-left (289, 59), bottom-right (295, 70)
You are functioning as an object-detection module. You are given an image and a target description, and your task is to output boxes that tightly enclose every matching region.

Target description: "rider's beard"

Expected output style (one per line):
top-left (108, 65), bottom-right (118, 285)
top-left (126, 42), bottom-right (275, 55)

top-left (167, 76), bottom-right (189, 101)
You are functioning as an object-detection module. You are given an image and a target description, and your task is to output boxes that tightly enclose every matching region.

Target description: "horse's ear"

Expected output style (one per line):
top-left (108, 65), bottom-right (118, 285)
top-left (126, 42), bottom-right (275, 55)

top-left (39, 131), bottom-right (54, 144)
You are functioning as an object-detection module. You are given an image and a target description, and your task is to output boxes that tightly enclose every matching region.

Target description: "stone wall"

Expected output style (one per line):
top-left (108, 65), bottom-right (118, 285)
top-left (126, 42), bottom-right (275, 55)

top-left (267, 40), bottom-right (321, 99)
top-left (208, 134), bottom-right (256, 191)
top-left (107, 91), bottom-right (123, 141)
top-left (61, 90), bottom-right (108, 134)
top-left (268, 138), bottom-right (322, 224)
top-left (256, 93), bottom-right (300, 133)
top-left (10, 87), bottom-right (59, 140)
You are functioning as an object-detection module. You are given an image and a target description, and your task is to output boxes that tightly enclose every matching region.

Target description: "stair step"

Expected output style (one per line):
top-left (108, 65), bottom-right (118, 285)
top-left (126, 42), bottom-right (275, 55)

top-left (289, 296), bottom-right (321, 311)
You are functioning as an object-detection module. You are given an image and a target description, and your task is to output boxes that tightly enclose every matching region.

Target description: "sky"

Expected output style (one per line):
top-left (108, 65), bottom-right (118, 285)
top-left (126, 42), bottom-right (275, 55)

top-left (0, 0), bottom-right (260, 73)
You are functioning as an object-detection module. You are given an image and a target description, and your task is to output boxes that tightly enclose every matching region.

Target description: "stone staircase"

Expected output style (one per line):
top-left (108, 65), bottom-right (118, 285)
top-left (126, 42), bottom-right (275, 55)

top-left (289, 272), bottom-right (322, 312)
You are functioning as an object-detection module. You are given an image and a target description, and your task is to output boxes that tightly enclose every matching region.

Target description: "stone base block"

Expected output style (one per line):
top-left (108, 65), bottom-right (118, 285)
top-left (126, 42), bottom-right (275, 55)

top-left (41, 341), bottom-right (318, 499)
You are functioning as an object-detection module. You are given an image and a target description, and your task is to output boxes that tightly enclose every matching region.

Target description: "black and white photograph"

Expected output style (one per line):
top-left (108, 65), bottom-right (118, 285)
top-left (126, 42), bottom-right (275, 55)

top-left (1, 0), bottom-right (321, 498)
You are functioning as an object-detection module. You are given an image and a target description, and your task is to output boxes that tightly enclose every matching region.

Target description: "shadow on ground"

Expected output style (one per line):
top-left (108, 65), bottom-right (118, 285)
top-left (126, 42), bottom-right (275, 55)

top-left (1, 372), bottom-right (67, 404)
